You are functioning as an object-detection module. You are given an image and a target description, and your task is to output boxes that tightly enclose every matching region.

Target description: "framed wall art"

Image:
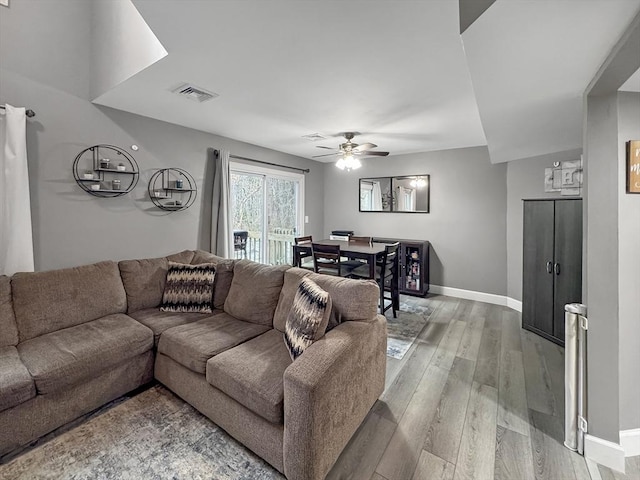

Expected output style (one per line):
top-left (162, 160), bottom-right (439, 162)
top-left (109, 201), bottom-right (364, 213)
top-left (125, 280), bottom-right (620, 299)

top-left (627, 140), bottom-right (640, 194)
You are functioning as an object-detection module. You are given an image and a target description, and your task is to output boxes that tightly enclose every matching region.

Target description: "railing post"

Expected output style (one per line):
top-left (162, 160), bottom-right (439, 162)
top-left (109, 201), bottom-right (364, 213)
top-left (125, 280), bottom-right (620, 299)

top-left (564, 303), bottom-right (588, 455)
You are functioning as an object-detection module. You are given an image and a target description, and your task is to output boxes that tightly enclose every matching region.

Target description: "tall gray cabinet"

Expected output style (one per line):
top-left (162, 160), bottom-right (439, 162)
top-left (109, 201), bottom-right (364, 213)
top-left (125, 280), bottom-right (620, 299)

top-left (522, 199), bottom-right (582, 346)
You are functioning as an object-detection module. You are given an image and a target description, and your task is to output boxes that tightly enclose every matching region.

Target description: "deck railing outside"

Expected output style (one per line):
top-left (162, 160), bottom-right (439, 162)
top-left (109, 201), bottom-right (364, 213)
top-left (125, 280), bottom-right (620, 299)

top-left (234, 228), bottom-right (295, 266)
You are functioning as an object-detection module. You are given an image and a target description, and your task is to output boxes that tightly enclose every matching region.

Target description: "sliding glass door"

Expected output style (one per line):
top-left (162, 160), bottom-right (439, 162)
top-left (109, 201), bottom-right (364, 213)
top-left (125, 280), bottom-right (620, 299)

top-left (230, 163), bottom-right (304, 265)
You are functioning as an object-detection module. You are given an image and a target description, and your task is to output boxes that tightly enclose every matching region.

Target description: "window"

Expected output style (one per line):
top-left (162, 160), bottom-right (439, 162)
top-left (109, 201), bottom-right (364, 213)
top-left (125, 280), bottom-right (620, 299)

top-left (230, 162), bottom-right (304, 265)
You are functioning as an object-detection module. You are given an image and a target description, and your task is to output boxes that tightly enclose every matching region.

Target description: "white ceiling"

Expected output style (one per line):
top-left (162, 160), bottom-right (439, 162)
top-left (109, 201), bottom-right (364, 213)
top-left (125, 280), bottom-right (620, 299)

top-left (620, 67), bottom-right (640, 92)
top-left (93, 0), bottom-right (640, 164)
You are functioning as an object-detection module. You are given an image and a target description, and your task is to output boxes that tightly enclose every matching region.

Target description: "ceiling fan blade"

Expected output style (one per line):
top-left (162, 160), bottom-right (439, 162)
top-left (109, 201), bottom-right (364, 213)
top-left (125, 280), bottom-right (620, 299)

top-left (352, 142), bottom-right (377, 152)
top-left (358, 151), bottom-right (389, 157)
top-left (315, 146), bottom-right (336, 150)
top-left (312, 152), bottom-right (341, 158)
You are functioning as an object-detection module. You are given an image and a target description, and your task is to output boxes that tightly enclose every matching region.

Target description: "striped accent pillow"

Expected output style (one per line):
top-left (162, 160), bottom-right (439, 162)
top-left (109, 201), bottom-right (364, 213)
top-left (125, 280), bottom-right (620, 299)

top-left (284, 277), bottom-right (332, 360)
top-left (160, 262), bottom-right (216, 313)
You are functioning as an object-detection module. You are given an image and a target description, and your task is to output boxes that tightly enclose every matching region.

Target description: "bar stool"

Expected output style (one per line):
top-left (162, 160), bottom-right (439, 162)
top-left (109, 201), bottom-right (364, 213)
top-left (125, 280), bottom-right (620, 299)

top-left (350, 242), bottom-right (400, 317)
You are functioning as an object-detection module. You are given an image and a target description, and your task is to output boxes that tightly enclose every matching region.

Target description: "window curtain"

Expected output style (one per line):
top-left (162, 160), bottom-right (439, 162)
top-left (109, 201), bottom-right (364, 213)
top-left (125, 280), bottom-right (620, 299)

top-left (372, 181), bottom-right (383, 210)
top-left (210, 149), bottom-right (233, 258)
top-left (0, 105), bottom-right (34, 275)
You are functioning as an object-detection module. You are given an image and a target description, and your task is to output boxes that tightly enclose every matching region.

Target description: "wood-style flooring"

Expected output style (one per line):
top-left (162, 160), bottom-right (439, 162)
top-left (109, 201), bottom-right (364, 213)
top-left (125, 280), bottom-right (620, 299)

top-left (326, 294), bottom-right (640, 480)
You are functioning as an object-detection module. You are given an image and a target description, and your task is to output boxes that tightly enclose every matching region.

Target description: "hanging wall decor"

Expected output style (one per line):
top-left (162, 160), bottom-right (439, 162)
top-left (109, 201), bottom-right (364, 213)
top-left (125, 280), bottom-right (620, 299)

top-left (544, 157), bottom-right (583, 196)
top-left (73, 145), bottom-right (139, 197)
top-left (148, 168), bottom-right (197, 211)
top-left (627, 140), bottom-right (640, 194)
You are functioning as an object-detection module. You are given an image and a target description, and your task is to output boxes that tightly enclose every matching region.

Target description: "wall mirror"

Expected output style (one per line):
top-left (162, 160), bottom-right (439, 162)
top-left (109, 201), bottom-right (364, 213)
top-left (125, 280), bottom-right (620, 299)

top-left (359, 175), bottom-right (430, 213)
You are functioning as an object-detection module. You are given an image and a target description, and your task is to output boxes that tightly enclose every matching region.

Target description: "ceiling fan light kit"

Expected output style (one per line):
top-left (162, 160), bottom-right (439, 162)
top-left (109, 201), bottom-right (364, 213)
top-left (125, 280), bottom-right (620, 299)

top-left (313, 132), bottom-right (389, 171)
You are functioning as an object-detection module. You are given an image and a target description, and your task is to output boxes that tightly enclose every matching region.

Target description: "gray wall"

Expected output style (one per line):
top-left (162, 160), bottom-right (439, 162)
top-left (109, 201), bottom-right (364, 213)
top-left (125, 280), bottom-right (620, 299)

top-left (0, 1), bottom-right (323, 271)
top-left (324, 146), bottom-right (508, 296)
top-left (617, 91), bottom-right (640, 431)
top-left (506, 149), bottom-right (583, 302)
top-left (585, 92), bottom-right (621, 443)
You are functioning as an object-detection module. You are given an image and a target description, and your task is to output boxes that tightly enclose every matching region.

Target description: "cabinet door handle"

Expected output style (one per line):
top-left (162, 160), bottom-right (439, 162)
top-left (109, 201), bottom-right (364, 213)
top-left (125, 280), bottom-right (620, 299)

top-left (546, 261), bottom-right (553, 274)
top-left (554, 263), bottom-right (561, 275)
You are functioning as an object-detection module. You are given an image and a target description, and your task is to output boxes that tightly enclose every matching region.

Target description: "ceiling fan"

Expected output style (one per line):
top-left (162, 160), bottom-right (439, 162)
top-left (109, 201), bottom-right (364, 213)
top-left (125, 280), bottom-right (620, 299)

top-left (312, 132), bottom-right (389, 170)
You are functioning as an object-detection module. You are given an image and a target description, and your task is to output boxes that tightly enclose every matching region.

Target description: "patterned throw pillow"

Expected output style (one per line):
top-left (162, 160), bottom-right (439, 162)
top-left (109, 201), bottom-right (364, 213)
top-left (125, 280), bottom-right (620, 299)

top-left (160, 262), bottom-right (216, 313)
top-left (284, 277), bottom-right (332, 360)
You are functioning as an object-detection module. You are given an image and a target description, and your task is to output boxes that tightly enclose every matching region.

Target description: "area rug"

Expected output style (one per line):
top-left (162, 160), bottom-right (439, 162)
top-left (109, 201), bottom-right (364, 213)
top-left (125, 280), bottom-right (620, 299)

top-left (1, 386), bottom-right (284, 480)
top-left (385, 302), bottom-right (432, 360)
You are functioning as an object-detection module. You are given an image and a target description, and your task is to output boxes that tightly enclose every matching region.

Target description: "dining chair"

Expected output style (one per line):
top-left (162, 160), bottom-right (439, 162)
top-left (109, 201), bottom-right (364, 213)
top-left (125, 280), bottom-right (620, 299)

top-left (311, 243), bottom-right (353, 276)
top-left (294, 235), bottom-right (314, 270)
top-left (350, 242), bottom-right (400, 317)
top-left (233, 230), bottom-right (248, 259)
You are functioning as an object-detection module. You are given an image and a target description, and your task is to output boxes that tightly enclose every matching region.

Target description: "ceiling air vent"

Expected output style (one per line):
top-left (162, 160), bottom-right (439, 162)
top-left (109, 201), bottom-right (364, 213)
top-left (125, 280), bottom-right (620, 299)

top-left (171, 83), bottom-right (219, 103)
top-left (301, 133), bottom-right (327, 141)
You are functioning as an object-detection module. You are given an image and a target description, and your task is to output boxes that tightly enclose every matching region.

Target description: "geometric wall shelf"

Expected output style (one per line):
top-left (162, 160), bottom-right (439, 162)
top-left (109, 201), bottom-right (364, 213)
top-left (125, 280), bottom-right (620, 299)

top-left (73, 144), bottom-right (139, 197)
top-left (148, 167), bottom-right (197, 211)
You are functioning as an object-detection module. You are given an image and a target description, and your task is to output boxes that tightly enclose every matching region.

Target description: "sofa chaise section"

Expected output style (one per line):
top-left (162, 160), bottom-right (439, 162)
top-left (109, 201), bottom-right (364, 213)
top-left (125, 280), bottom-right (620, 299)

top-left (0, 261), bottom-right (155, 457)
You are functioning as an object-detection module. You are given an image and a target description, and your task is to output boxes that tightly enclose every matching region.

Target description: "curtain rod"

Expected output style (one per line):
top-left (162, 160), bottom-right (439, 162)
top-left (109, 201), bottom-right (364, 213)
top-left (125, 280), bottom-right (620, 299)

top-left (0, 105), bottom-right (36, 118)
top-left (214, 149), bottom-right (310, 174)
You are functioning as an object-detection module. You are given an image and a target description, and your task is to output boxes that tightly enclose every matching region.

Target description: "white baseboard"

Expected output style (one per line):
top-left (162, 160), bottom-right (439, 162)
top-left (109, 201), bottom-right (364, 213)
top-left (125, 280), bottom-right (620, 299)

top-left (506, 297), bottom-right (523, 312)
top-left (429, 285), bottom-right (505, 306)
top-left (585, 434), bottom-right (626, 473)
top-left (428, 285), bottom-right (523, 313)
top-left (620, 428), bottom-right (640, 457)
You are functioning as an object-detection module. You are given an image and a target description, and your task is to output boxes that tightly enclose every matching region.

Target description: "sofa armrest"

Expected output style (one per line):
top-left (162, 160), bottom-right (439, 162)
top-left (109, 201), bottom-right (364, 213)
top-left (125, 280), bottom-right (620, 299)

top-left (283, 314), bottom-right (387, 480)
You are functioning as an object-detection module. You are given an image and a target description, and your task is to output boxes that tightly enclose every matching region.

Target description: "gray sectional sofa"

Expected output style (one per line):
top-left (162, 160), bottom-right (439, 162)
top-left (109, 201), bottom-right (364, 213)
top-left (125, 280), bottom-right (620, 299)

top-left (0, 250), bottom-right (387, 480)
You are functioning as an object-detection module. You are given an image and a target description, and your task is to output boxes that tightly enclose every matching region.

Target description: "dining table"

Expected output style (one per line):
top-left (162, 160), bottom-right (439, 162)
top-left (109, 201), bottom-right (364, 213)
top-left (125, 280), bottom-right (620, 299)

top-left (292, 239), bottom-right (388, 279)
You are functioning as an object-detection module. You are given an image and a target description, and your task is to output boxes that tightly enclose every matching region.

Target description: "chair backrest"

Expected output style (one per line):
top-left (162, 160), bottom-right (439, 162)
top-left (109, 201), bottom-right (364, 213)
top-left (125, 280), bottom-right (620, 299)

top-left (234, 231), bottom-right (248, 248)
top-left (311, 243), bottom-right (341, 274)
top-left (349, 235), bottom-right (372, 245)
top-left (379, 242), bottom-right (400, 286)
top-left (294, 235), bottom-right (313, 245)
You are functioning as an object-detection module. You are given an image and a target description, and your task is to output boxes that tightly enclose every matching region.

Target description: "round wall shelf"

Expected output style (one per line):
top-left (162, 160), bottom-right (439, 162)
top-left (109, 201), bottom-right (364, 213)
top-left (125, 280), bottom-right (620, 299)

top-left (148, 168), bottom-right (197, 211)
top-left (73, 145), bottom-right (139, 197)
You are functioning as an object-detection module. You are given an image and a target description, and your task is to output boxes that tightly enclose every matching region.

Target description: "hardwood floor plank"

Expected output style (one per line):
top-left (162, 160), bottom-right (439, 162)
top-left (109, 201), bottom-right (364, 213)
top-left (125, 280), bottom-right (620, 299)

top-left (373, 319), bottom-right (447, 422)
top-left (501, 309), bottom-right (523, 353)
top-left (456, 317), bottom-right (485, 362)
top-left (483, 304), bottom-right (504, 331)
top-left (528, 409), bottom-right (577, 480)
top-left (497, 350), bottom-right (530, 436)
top-left (569, 451), bottom-right (592, 480)
top-left (470, 301), bottom-right (490, 319)
top-left (452, 382), bottom-right (498, 480)
top-left (326, 412), bottom-right (396, 480)
top-left (452, 300), bottom-right (474, 323)
top-left (412, 450), bottom-right (455, 480)
top-left (521, 331), bottom-right (557, 416)
top-left (431, 320), bottom-right (467, 371)
top-left (473, 327), bottom-right (501, 388)
top-left (424, 357), bottom-right (475, 464)
top-left (376, 364), bottom-right (449, 480)
top-left (535, 335), bottom-right (565, 419)
top-left (598, 457), bottom-right (640, 480)
top-left (495, 426), bottom-right (535, 480)
top-left (371, 473), bottom-right (388, 480)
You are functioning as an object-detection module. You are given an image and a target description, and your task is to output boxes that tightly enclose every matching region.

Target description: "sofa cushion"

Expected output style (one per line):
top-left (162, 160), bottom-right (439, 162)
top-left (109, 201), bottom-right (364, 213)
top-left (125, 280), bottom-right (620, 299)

top-left (158, 313), bottom-right (270, 374)
top-left (0, 276), bottom-right (18, 347)
top-left (206, 329), bottom-right (292, 424)
top-left (119, 250), bottom-right (195, 313)
top-left (160, 262), bottom-right (216, 313)
top-left (189, 251), bottom-right (232, 308)
top-left (0, 346), bottom-right (36, 412)
top-left (273, 268), bottom-right (379, 332)
top-left (11, 261), bottom-right (127, 342)
top-left (224, 260), bottom-right (289, 326)
top-left (17, 314), bottom-right (153, 395)
top-left (190, 250), bottom-right (225, 265)
top-left (128, 308), bottom-right (221, 346)
top-left (284, 277), bottom-right (332, 361)
top-left (212, 259), bottom-right (234, 310)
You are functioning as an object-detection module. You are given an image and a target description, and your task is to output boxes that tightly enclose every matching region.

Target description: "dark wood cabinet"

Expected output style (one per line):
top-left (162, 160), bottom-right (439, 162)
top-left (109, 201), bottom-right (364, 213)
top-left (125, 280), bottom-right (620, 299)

top-left (522, 199), bottom-right (582, 346)
top-left (373, 238), bottom-right (430, 296)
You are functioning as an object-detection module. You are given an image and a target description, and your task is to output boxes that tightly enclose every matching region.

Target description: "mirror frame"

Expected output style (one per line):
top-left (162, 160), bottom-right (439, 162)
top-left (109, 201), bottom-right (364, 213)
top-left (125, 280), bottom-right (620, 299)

top-left (359, 175), bottom-right (430, 213)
